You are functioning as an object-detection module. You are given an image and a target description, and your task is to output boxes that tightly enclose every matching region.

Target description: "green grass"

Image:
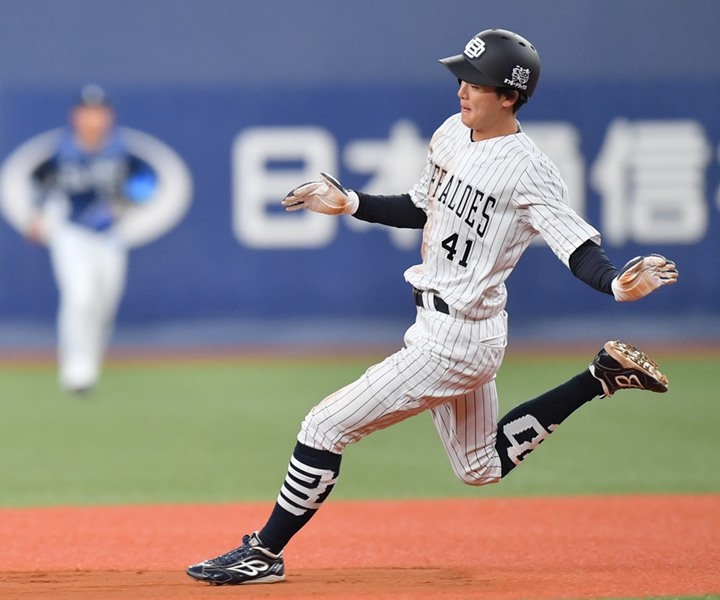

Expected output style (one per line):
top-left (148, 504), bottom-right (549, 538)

top-left (0, 349), bottom-right (718, 507)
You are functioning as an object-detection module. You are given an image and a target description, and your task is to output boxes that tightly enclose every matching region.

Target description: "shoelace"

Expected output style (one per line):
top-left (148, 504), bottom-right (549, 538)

top-left (210, 534), bottom-right (253, 565)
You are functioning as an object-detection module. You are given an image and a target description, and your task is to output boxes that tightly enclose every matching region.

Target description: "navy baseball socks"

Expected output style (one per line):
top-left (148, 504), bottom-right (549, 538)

top-left (495, 340), bottom-right (667, 477)
top-left (187, 442), bottom-right (341, 585)
top-left (258, 443), bottom-right (341, 553)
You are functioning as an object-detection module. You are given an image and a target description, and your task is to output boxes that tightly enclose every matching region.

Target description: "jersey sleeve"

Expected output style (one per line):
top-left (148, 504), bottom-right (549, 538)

top-left (408, 125), bottom-right (446, 211)
top-left (30, 156), bottom-right (60, 206)
top-left (31, 156), bottom-right (58, 186)
top-left (123, 155), bottom-right (157, 203)
top-left (514, 159), bottom-right (601, 267)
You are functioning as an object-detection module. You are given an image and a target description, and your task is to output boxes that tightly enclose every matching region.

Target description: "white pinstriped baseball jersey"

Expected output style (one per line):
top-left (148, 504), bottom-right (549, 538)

top-left (298, 113), bottom-right (602, 484)
top-left (406, 113), bottom-right (601, 320)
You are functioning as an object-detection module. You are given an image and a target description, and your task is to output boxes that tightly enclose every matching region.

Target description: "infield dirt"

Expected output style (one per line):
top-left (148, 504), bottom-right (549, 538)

top-left (1, 494), bottom-right (718, 599)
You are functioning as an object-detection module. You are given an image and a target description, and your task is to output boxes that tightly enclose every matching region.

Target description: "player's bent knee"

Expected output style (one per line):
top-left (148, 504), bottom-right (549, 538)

top-left (457, 472), bottom-right (501, 487)
top-left (453, 463), bottom-right (501, 487)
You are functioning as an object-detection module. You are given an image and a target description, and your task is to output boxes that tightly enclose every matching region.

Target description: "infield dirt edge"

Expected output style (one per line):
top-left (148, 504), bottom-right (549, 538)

top-left (1, 494), bottom-right (718, 599)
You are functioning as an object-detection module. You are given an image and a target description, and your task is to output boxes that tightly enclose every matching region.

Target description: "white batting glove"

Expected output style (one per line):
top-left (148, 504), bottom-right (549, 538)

top-left (282, 173), bottom-right (359, 216)
top-left (611, 254), bottom-right (678, 302)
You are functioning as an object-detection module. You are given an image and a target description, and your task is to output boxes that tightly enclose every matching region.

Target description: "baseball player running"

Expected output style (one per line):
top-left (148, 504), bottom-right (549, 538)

top-left (187, 28), bottom-right (678, 585)
top-left (28, 85), bottom-right (156, 393)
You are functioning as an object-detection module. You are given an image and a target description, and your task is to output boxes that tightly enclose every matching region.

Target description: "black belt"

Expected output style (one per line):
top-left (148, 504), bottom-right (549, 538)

top-left (413, 287), bottom-right (450, 315)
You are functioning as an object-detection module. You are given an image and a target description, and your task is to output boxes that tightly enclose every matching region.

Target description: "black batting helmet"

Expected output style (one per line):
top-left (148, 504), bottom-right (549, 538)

top-left (439, 29), bottom-right (541, 98)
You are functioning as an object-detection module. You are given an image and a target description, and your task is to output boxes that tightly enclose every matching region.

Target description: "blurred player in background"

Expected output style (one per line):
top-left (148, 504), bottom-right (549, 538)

top-left (27, 84), bottom-right (156, 394)
top-left (187, 29), bottom-right (678, 585)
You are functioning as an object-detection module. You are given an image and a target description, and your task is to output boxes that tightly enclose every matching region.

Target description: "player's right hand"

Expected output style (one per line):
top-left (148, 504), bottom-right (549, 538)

top-left (282, 173), bottom-right (359, 216)
top-left (25, 215), bottom-right (47, 244)
top-left (611, 254), bottom-right (678, 302)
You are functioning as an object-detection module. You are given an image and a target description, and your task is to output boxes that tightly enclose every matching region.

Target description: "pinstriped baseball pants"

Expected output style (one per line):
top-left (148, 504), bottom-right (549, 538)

top-left (297, 308), bottom-right (507, 486)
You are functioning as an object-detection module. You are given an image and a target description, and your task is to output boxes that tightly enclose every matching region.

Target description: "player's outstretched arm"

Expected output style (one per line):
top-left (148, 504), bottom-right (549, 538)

top-left (611, 254), bottom-right (678, 302)
top-left (569, 241), bottom-right (678, 301)
top-left (282, 173), bottom-right (359, 216)
top-left (282, 173), bottom-right (426, 228)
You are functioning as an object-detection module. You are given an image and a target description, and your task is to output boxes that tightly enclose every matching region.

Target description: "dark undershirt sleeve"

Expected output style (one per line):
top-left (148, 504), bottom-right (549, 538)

top-left (568, 239), bottom-right (619, 295)
top-left (353, 192), bottom-right (427, 229)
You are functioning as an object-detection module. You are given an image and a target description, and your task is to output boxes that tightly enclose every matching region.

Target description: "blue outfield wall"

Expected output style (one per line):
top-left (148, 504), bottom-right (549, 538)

top-left (0, 80), bottom-right (718, 343)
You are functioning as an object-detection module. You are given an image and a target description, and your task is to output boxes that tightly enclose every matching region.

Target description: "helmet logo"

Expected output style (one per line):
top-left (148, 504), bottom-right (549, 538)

top-left (504, 66), bottom-right (530, 91)
top-left (464, 36), bottom-right (486, 59)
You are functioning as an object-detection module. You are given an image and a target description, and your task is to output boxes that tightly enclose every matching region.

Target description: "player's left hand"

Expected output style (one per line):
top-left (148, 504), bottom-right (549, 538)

top-left (611, 254), bottom-right (678, 302)
top-left (282, 173), bottom-right (359, 216)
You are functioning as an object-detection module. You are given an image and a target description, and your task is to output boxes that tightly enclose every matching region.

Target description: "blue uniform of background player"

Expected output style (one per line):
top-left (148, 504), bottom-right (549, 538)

top-left (29, 84), bottom-right (156, 393)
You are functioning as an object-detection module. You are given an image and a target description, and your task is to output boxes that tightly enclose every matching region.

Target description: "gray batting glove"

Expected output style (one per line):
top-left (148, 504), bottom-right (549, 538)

top-left (611, 254), bottom-right (678, 302)
top-left (282, 173), bottom-right (359, 216)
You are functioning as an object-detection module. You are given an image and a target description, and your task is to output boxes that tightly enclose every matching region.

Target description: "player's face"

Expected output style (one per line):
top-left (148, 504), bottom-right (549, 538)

top-left (71, 105), bottom-right (115, 151)
top-left (457, 81), bottom-right (517, 141)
